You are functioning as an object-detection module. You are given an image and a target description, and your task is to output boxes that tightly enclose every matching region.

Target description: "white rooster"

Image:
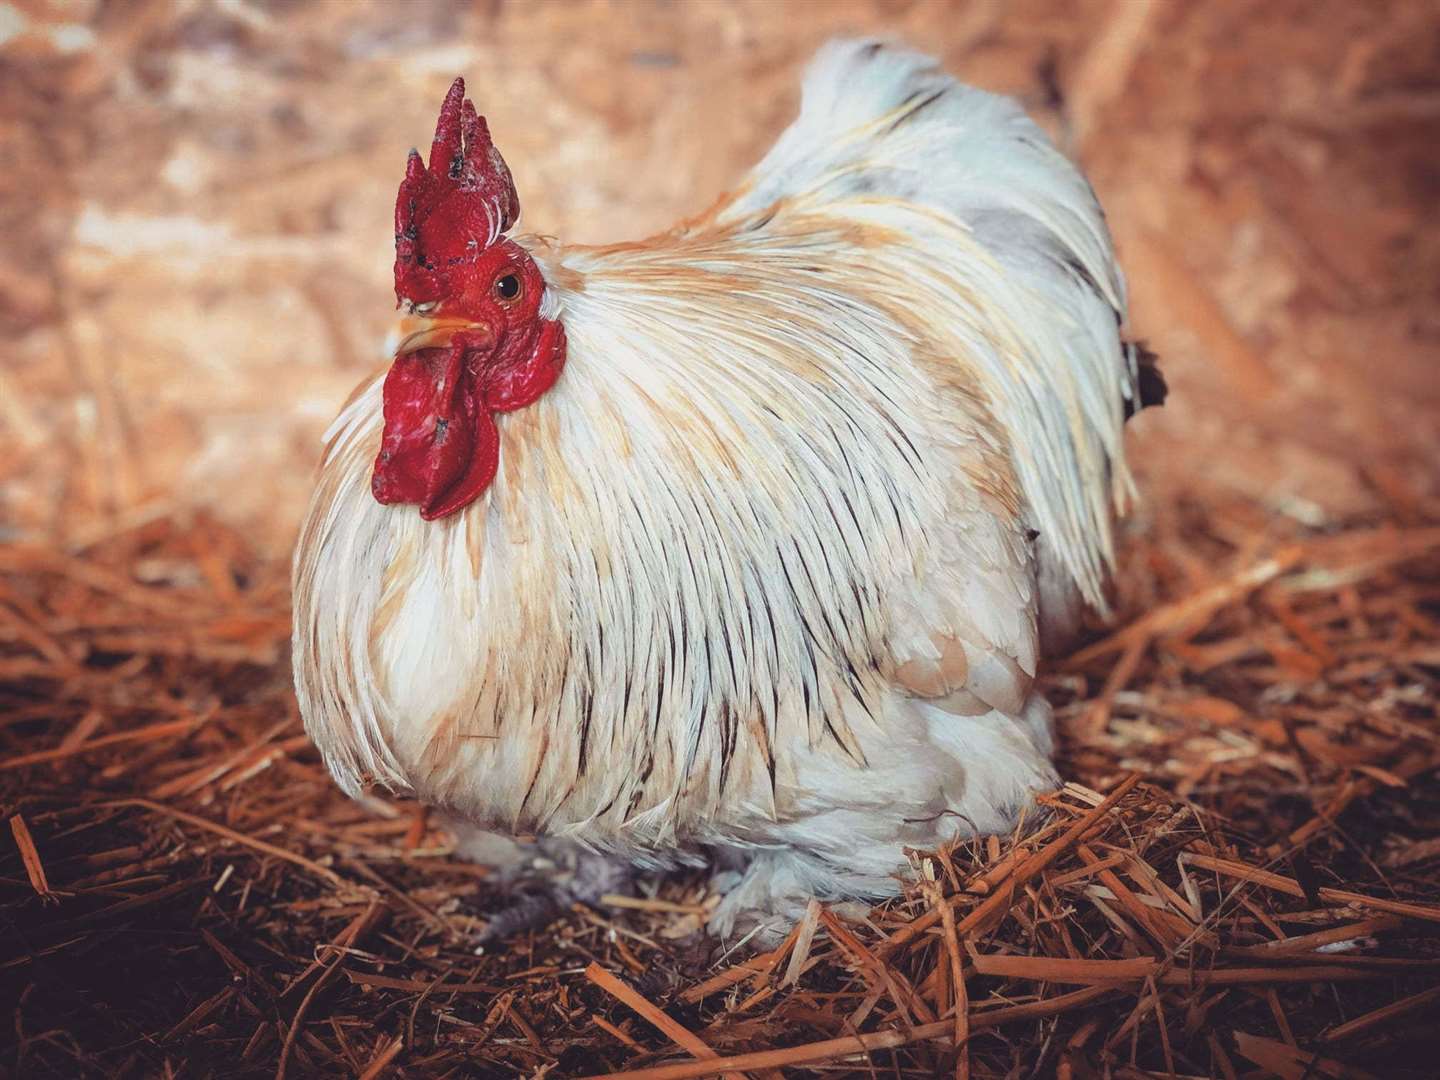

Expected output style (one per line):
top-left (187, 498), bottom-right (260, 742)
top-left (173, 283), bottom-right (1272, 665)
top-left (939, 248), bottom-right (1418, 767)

top-left (293, 39), bottom-right (1161, 939)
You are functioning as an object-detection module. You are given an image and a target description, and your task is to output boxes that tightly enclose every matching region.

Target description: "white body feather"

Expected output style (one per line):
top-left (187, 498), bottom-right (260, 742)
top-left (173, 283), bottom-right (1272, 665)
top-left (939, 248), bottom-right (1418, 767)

top-left (294, 40), bottom-right (1139, 934)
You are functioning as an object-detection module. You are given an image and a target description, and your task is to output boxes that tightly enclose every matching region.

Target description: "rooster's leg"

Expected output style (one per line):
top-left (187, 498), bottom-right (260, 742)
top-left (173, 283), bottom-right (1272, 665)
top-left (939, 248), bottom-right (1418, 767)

top-left (451, 828), bottom-right (635, 947)
top-left (477, 850), bottom-right (635, 945)
top-left (708, 848), bottom-right (876, 949)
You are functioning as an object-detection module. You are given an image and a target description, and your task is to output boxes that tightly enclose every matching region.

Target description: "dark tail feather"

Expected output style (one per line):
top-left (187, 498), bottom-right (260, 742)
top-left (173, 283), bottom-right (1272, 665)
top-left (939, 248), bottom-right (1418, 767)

top-left (1123, 341), bottom-right (1167, 420)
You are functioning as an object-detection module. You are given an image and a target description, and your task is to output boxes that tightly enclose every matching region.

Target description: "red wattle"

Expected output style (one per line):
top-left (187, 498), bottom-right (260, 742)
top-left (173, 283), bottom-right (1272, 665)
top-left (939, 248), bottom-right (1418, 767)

top-left (420, 410), bottom-right (499, 520)
top-left (372, 346), bottom-right (498, 519)
top-left (370, 311), bottom-right (565, 520)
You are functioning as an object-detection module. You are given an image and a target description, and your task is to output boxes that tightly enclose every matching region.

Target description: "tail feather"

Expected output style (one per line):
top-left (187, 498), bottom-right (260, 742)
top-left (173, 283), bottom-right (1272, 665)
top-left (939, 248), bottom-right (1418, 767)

top-left (1124, 341), bottom-right (1167, 420)
top-left (720, 38), bottom-right (1144, 611)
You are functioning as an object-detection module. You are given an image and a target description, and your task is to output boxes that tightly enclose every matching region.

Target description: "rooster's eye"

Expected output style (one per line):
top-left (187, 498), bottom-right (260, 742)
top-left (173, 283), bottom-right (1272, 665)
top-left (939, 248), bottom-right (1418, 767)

top-left (411, 300), bottom-right (439, 315)
top-left (493, 274), bottom-right (522, 303)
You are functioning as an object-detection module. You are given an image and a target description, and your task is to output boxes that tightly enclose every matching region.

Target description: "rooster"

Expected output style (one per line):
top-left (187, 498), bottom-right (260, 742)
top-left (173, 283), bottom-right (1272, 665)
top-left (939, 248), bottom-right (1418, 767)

top-left (293, 39), bottom-right (1162, 940)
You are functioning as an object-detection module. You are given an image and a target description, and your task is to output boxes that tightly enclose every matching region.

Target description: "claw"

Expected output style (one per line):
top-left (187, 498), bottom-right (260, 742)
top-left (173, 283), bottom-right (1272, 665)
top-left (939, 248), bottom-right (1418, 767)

top-left (475, 890), bottom-right (567, 947)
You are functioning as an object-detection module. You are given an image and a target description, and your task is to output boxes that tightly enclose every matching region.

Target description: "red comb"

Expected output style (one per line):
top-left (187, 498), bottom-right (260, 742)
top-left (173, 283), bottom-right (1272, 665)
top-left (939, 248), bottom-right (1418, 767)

top-left (394, 78), bottom-right (520, 283)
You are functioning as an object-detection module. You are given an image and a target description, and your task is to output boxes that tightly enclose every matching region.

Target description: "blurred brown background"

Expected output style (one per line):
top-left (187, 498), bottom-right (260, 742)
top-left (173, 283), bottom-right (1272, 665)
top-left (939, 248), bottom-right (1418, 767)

top-left (3, 0), bottom-right (1438, 555)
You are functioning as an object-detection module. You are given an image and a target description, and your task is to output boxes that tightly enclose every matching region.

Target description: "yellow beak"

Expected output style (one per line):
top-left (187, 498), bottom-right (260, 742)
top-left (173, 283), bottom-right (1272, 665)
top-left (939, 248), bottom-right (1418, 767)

top-left (393, 316), bottom-right (493, 355)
